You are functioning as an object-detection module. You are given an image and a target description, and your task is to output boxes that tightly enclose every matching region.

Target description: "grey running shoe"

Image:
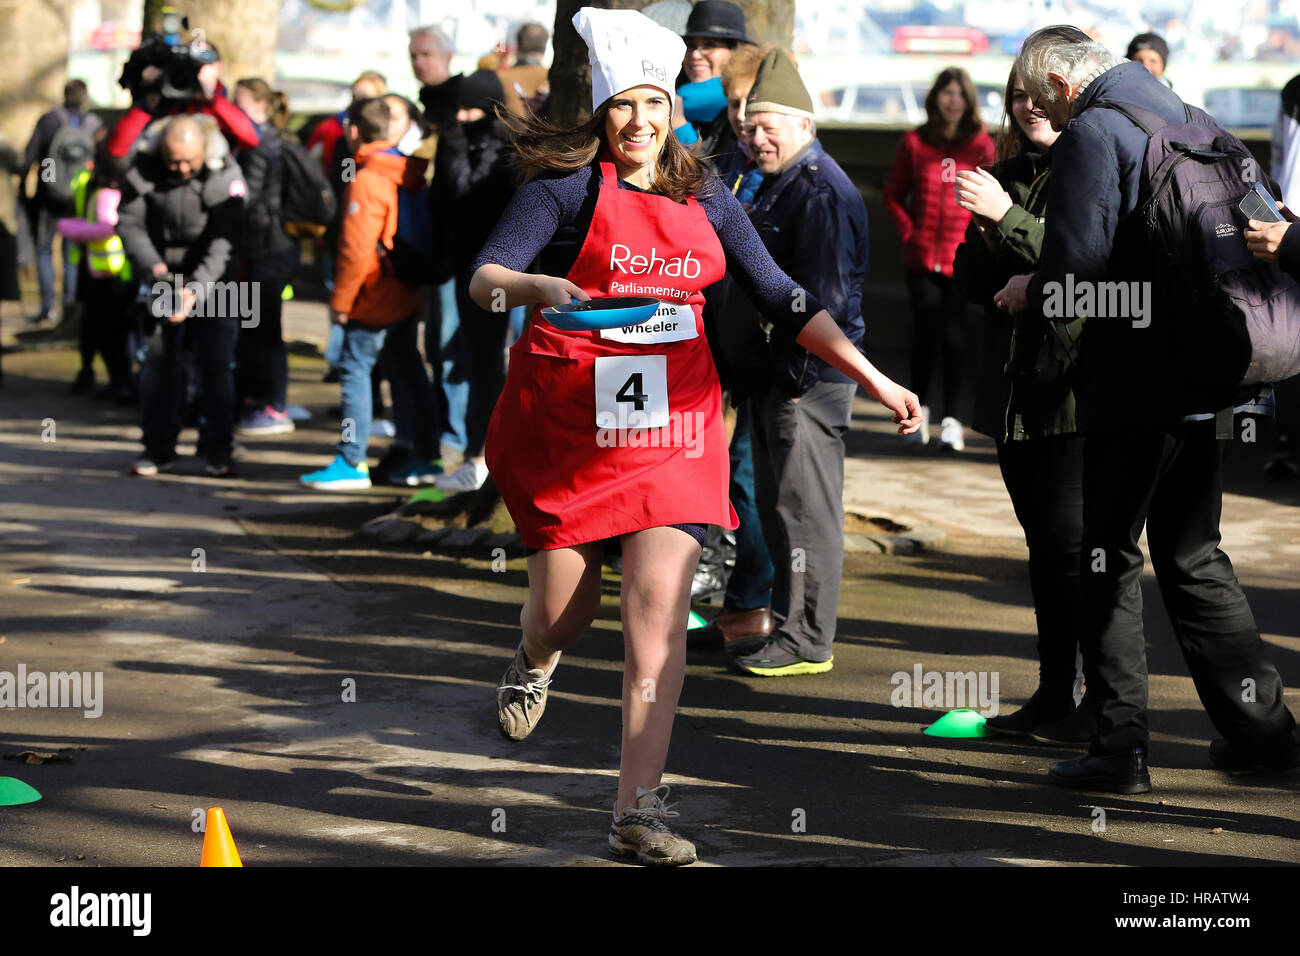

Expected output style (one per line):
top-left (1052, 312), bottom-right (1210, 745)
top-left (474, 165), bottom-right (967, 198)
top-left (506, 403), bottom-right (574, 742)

top-left (609, 785), bottom-right (697, 866)
top-left (496, 644), bottom-right (558, 741)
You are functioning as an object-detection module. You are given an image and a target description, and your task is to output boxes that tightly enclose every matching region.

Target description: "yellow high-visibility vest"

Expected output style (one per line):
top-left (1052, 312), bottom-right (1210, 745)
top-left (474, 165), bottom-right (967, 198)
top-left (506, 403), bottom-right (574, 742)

top-left (71, 169), bottom-right (132, 281)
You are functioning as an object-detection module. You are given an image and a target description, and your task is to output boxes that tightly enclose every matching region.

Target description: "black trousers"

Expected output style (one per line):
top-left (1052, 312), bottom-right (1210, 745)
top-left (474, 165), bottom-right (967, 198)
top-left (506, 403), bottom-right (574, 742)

top-left (749, 380), bottom-right (856, 662)
top-left (454, 273), bottom-right (509, 457)
top-left (235, 246), bottom-right (298, 412)
top-left (1081, 422), bottom-right (1296, 755)
top-left (78, 269), bottom-right (134, 390)
top-left (997, 434), bottom-right (1085, 693)
top-left (906, 270), bottom-right (969, 420)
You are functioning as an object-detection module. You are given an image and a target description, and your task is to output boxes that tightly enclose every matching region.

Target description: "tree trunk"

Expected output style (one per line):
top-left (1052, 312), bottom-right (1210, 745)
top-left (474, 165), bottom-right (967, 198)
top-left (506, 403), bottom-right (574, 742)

top-left (548, 0), bottom-right (796, 128)
top-left (0, 0), bottom-right (74, 146)
top-left (142, 0), bottom-right (280, 93)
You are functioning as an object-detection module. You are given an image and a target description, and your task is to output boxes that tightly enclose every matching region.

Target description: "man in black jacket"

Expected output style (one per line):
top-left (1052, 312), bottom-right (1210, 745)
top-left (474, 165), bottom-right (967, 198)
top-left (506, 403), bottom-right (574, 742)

top-left (1003, 26), bottom-right (1298, 792)
top-left (430, 69), bottom-right (518, 494)
top-left (729, 50), bottom-right (870, 677)
top-left (117, 115), bottom-right (246, 477)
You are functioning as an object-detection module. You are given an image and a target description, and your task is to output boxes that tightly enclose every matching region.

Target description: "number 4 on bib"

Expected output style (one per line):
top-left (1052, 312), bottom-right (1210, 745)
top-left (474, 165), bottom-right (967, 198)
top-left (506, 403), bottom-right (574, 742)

top-left (594, 355), bottom-right (669, 430)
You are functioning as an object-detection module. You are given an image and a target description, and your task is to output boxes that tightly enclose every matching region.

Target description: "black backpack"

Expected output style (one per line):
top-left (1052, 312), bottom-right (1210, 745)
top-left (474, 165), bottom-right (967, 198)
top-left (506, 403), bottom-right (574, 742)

top-left (279, 135), bottom-right (335, 237)
top-left (1102, 101), bottom-right (1300, 400)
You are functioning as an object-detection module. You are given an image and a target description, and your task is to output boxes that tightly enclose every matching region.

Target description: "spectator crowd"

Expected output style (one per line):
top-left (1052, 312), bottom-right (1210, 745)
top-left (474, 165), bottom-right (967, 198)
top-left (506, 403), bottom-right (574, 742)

top-left (1, 4), bottom-right (1298, 866)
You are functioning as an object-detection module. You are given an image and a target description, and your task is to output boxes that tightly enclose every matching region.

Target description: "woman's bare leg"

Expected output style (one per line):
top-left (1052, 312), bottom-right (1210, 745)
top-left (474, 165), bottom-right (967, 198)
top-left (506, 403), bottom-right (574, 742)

top-left (615, 526), bottom-right (701, 813)
top-left (520, 541), bottom-right (605, 670)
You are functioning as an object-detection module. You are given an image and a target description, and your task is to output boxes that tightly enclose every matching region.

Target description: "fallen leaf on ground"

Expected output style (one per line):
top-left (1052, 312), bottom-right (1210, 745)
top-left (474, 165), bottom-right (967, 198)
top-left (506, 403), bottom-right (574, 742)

top-left (1211, 827), bottom-right (1224, 834)
top-left (4, 746), bottom-right (86, 765)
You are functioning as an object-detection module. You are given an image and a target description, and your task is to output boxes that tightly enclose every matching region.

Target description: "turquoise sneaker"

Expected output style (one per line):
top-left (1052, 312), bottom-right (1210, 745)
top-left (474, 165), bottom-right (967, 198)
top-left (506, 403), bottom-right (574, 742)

top-left (300, 454), bottom-right (372, 490)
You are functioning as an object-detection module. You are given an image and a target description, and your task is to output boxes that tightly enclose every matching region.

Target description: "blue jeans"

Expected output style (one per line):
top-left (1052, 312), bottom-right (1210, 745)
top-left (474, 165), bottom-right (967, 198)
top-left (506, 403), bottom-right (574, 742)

top-left (36, 203), bottom-right (77, 314)
top-left (336, 322), bottom-right (388, 467)
top-left (425, 278), bottom-right (468, 452)
top-left (324, 323), bottom-right (344, 368)
top-left (724, 401), bottom-right (775, 609)
top-left (139, 315), bottom-right (239, 463)
top-left (381, 314), bottom-right (441, 461)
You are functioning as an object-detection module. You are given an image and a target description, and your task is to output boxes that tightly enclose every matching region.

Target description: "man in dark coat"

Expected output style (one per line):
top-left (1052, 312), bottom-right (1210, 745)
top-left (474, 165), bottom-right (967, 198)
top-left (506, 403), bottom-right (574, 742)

top-left (117, 115), bottom-right (245, 477)
top-left (1003, 26), bottom-right (1298, 793)
top-left (728, 50), bottom-right (870, 678)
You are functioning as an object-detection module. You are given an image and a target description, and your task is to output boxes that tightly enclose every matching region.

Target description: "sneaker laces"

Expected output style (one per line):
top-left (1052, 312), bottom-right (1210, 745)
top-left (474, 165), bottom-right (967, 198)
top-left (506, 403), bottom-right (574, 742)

top-left (497, 668), bottom-right (552, 705)
top-left (614, 784), bottom-right (679, 828)
top-left (497, 648), bottom-right (556, 705)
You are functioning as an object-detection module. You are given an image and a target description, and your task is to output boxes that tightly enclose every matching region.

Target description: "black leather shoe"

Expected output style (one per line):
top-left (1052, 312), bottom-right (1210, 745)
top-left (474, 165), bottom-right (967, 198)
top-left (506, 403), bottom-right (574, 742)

top-left (1031, 696), bottom-right (1097, 746)
top-left (1049, 747), bottom-right (1151, 794)
top-left (1209, 731), bottom-right (1300, 774)
top-left (984, 685), bottom-right (1074, 737)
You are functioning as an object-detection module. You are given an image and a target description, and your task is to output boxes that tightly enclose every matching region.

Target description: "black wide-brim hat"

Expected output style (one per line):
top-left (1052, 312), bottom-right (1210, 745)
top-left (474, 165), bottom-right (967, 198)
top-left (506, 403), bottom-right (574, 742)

top-left (683, 0), bottom-right (753, 45)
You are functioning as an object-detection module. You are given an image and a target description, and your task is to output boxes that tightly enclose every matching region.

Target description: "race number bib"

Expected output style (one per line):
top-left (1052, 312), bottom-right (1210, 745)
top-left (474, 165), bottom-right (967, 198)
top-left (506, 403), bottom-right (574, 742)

top-left (594, 354), bottom-right (669, 430)
top-left (599, 302), bottom-right (698, 344)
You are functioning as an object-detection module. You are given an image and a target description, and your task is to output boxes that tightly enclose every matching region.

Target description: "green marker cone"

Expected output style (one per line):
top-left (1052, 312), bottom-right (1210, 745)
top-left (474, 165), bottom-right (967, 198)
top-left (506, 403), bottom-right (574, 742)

top-left (281, 283), bottom-right (294, 301)
top-left (687, 610), bottom-right (708, 630)
top-left (407, 487), bottom-right (446, 505)
top-left (923, 709), bottom-right (992, 738)
top-left (0, 777), bottom-right (42, 806)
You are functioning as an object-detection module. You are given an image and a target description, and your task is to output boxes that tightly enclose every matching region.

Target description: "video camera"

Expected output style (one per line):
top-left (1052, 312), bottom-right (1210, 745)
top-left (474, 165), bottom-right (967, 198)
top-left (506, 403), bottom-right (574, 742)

top-left (118, 7), bottom-right (218, 105)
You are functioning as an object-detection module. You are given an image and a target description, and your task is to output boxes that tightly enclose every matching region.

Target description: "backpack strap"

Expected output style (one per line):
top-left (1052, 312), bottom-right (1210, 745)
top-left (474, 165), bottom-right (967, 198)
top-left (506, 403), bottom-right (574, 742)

top-left (1093, 101), bottom-right (1171, 137)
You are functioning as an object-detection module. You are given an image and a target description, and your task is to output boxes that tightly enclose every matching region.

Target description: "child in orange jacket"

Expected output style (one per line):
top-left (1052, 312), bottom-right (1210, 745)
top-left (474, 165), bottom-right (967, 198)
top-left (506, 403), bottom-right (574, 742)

top-left (301, 97), bottom-right (435, 490)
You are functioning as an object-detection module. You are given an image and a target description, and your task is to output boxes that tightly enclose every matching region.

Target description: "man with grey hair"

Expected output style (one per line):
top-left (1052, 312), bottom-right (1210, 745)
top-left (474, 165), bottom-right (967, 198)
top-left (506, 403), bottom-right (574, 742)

top-left (999, 26), bottom-right (1298, 792)
top-left (410, 23), bottom-right (471, 468)
top-left (727, 49), bottom-right (875, 677)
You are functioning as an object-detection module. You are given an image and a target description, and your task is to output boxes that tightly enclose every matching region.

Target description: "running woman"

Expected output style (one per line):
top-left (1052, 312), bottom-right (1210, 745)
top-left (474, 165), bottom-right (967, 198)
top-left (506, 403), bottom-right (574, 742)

top-left (470, 7), bottom-right (921, 866)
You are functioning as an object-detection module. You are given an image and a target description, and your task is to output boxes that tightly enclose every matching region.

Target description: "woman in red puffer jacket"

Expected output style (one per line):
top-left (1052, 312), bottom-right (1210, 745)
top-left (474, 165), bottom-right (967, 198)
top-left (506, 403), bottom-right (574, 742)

top-left (884, 67), bottom-right (995, 450)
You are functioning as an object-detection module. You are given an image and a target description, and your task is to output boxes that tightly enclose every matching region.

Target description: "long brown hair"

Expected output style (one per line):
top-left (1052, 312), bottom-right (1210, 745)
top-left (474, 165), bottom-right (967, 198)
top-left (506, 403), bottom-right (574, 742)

top-left (499, 99), bottom-right (716, 204)
top-left (995, 68), bottom-right (1032, 162)
top-left (920, 66), bottom-right (984, 145)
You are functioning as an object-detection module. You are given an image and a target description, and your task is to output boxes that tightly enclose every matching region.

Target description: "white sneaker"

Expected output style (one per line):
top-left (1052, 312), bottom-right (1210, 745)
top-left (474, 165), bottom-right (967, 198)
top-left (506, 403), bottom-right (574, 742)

top-left (903, 405), bottom-right (931, 445)
top-left (435, 459), bottom-right (489, 493)
top-left (939, 416), bottom-right (966, 451)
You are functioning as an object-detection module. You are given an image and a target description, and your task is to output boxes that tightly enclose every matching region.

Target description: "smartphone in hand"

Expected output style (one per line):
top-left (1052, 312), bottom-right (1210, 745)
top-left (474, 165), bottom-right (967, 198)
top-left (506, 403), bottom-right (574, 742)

top-left (1239, 182), bottom-right (1284, 223)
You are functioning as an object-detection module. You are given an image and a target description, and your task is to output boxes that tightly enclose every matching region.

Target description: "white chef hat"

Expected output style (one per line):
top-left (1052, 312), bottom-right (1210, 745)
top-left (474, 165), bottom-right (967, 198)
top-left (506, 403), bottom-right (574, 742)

top-left (572, 6), bottom-right (686, 113)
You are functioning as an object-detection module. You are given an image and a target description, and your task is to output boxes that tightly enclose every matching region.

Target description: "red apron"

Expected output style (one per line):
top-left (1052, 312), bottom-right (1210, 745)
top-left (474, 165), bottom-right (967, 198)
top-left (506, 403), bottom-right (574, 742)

top-left (485, 159), bottom-right (736, 549)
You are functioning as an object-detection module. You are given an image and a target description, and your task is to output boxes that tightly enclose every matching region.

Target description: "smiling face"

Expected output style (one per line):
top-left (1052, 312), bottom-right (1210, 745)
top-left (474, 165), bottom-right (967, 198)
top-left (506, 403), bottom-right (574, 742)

top-left (684, 37), bottom-right (734, 83)
top-left (603, 86), bottom-right (672, 182)
top-left (1010, 75), bottom-right (1059, 150)
top-left (745, 111), bottom-right (812, 175)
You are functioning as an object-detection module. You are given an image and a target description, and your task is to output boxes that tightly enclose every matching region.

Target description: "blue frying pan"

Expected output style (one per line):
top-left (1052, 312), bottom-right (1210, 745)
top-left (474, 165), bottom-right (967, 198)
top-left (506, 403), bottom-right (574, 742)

top-left (540, 296), bottom-right (661, 331)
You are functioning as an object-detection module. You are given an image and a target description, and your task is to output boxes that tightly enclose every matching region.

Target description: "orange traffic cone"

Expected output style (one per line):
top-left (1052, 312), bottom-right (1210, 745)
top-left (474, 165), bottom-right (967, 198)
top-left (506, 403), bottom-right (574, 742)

top-left (199, 807), bottom-right (244, 867)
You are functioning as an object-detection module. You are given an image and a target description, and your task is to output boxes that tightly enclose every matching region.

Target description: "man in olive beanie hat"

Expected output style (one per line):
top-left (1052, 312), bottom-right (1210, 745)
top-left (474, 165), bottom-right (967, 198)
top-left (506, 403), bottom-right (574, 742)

top-left (728, 48), bottom-right (874, 677)
top-left (745, 47), bottom-right (815, 124)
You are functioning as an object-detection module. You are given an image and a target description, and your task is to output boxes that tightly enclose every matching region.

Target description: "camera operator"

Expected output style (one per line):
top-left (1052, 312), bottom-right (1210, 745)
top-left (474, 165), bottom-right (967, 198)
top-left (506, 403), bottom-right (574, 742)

top-left (116, 115), bottom-right (246, 478)
top-left (108, 32), bottom-right (258, 160)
